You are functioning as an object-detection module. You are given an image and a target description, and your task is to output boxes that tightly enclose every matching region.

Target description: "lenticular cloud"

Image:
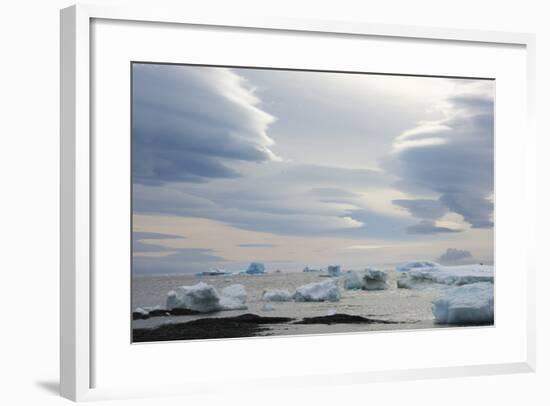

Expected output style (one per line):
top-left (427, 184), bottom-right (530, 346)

top-left (132, 64), bottom-right (279, 185)
top-left (389, 82), bottom-right (494, 230)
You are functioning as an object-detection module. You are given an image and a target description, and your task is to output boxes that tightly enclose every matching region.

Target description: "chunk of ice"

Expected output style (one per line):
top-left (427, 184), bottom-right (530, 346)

top-left (246, 262), bottom-right (265, 274)
top-left (432, 282), bottom-right (494, 324)
top-left (219, 284), bottom-right (247, 310)
top-left (166, 282), bottom-right (248, 313)
top-left (396, 261), bottom-right (440, 272)
top-left (262, 289), bottom-right (293, 302)
top-left (327, 265), bottom-right (341, 277)
top-left (166, 282), bottom-right (221, 313)
top-left (398, 264), bottom-right (494, 289)
top-left (363, 269), bottom-right (389, 290)
top-left (293, 279), bottom-right (340, 302)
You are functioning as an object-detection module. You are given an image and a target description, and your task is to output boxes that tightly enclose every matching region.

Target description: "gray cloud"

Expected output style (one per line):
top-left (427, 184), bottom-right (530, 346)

top-left (132, 232), bottom-right (185, 253)
top-left (132, 64), bottom-right (278, 185)
top-left (237, 243), bottom-right (278, 248)
top-left (388, 86), bottom-right (494, 229)
top-left (392, 199), bottom-right (448, 220)
top-left (133, 162), bottom-right (397, 237)
top-left (437, 248), bottom-right (473, 263)
top-left (407, 221), bottom-right (461, 235)
top-left (132, 248), bottom-right (225, 274)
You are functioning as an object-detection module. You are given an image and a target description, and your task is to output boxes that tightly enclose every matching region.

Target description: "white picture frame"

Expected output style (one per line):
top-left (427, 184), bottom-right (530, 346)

top-left (60, 3), bottom-right (537, 402)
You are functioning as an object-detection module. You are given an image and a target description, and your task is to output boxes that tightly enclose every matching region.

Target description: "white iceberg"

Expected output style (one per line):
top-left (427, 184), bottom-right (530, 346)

top-left (219, 284), bottom-right (247, 310)
top-left (245, 262), bottom-right (265, 275)
top-left (166, 282), bottom-right (222, 313)
top-left (396, 261), bottom-right (440, 272)
top-left (293, 279), bottom-right (340, 302)
top-left (341, 271), bottom-right (365, 290)
top-left (363, 269), bottom-right (389, 290)
top-left (261, 303), bottom-right (276, 312)
top-left (262, 289), bottom-right (293, 302)
top-left (432, 282), bottom-right (494, 324)
top-left (397, 264), bottom-right (494, 289)
top-left (341, 269), bottom-right (388, 290)
top-left (134, 307), bottom-right (149, 316)
top-left (195, 268), bottom-right (231, 276)
top-left (166, 282), bottom-right (248, 313)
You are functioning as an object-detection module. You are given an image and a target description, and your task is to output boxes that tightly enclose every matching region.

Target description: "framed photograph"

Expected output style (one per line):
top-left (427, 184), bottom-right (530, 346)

top-left (60, 4), bottom-right (536, 402)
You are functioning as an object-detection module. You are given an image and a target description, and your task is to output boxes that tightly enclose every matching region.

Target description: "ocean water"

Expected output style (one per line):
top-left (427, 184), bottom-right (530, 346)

top-left (132, 270), bottom-right (453, 337)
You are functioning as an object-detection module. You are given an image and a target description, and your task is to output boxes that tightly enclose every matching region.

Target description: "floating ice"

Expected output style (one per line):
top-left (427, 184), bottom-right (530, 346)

top-left (363, 269), bottom-right (389, 290)
top-left (261, 303), bottom-right (276, 312)
top-left (219, 284), bottom-right (247, 310)
top-left (396, 261), bottom-right (440, 272)
top-left (262, 289), bottom-right (293, 302)
top-left (293, 279), bottom-right (340, 302)
top-left (432, 282), bottom-right (494, 324)
top-left (327, 265), bottom-right (341, 277)
top-left (341, 271), bottom-right (365, 290)
top-left (166, 282), bottom-right (248, 313)
top-left (134, 307), bottom-right (149, 316)
top-left (303, 266), bottom-right (321, 272)
top-left (195, 268), bottom-right (231, 276)
top-left (397, 264), bottom-right (494, 289)
top-left (166, 282), bottom-right (221, 313)
top-left (246, 262), bottom-right (265, 275)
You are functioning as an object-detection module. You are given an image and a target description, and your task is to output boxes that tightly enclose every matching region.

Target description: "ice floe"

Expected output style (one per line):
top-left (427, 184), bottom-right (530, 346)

top-left (397, 264), bottom-right (494, 288)
top-left (245, 262), bottom-right (265, 275)
top-left (262, 289), bottom-right (293, 302)
top-left (327, 265), bottom-right (341, 277)
top-left (341, 271), bottom-right (365, 290)
top-left (363, 269), bottom-right (389, 290)
top-left (166, 282), bottom-right (248, 313)
top-left (432, 282), bottom-right (494, 324)
top-left (395, 261), bottom-right (440, 273)
top-left (261, 303), bottom-right (276, 312)
top-left (219, 284), bottom-right (247, 310)
top-left (293, 279), bottom-right (340, 302)
top-left (341, 269), bottom-right (388, 290)
top-left (195, 268), bottom-right (231, 276)
top-left (303, 266), bottom-right (322, 272)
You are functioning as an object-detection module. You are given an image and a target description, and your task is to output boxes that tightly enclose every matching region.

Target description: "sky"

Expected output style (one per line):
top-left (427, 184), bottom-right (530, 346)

top-left (131, 63), bottom-right (494, 274)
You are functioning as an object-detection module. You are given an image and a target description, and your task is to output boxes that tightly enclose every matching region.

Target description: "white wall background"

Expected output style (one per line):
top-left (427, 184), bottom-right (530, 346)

top-left (0, 0), bottom-right (547, 405)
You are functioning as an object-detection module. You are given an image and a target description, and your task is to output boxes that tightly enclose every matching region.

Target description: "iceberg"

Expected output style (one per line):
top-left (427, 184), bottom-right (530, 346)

top-left (293, 279), bottom-right (340, 302)
top-left (327, 265), bottom-right (341, 277)
top-left (166, 282), bottom-right (248, 313)
top-left (166, 282), bottom-right (221, 313)
top-left (340, 269), bottom-right (388, 290)
top-left (432, 282), bottom-right (494, 324)
top-left (397, 264), bottom-right (494, 289)
top-left (195, 268), bottom-right (231, 276)
top-left (245, 262), bottom-right (265, 275)
top-left (303, 266), bottom-right (321, 272)
top-left (341, 271), bottom-right (364, 290)
top-left (219, 284), bottom-right (247, 310)
top-left (262, 289), bottom-right (293, 302)
top-left (363, 269), bottom-right (389, 290)
top-left (261, 303), bottom-right (275, 312)
top-left (396, 261), bottom-right (440, 272)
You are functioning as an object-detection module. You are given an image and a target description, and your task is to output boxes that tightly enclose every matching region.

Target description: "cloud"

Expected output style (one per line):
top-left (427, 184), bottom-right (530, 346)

top-left (132, 248), bottom-right (225, 274)
top-left (132, 231), bottom-right (185, 253)
top-left (237, 243), bottom-right (278, 248)
top-left (387, 82), bottom-right (494, 229)
top-left (392, 199), bottom-right (448, 220)
top-left (437, 248), bottom-right (473, 263)
top-left (132, 64), bottom-right (279, 185)
top-left (133, 162), bottom-right (398, 237)
top-left (407, 221), bottom-right (461, 235)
